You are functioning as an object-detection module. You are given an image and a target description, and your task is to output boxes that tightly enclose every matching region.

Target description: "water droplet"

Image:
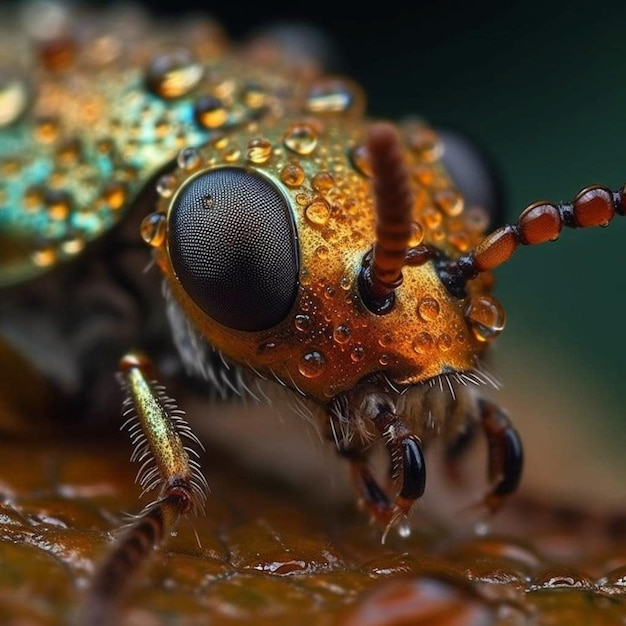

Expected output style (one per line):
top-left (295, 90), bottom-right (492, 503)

top-left (324, 285), bottom-right (335, 299)
top-left (349, 143), bottom-right (372, 177)
top-left (61, 235), bottom-right (85, 255)
top-left (350, 345), bottom-right (365, 362)
top-left (32, 246), bottom-right (57, 268)
top-left (284, 123), bottom-right (318, 155)
top-left (333, 324), bottom-right (351, 344)
top-left (223, 147), bottom-right (241, 162)
top-left (34, 117), bottom-right (59, 143)
top-left (465, 294), bottom-right (506, 342)
top-left (298, 351), bottom-right (326, 378)
top-left (340, 276), bottom-right (352, 290)
top-left (305, 77), bottom-right (363, 115)
top-left (422, 207), bottom-right (442, 229)
top-left (246, 137), bottom-right (273, 163)
top-left (305, 199), bottom-right (330, 226)
top-left (397, 522), bottom-right (411, 538)
top-left (412, 332), bottom-right (433, 354)
top-left (56, 139), bottom-right (81, 164)
top-left (437, 333), bottom-right (452, 352)
top-left (379, 354), bottom-right (390, 366)
top-left (193, 96), bottom-right (228, 130)
top-left (435, 188), bottom-right (464, 216)
top-left (177, 147), bottom-right (201, 170)
top-left (140, 212), bottom-right (166, 247)
top-left (294, 314), bottom-right (311, 332)
top-left (315, 245), bottom-right (329, 259)
top-left (258, 339), bottom-right (280, 355)
top-left (102, 181), bottom-right (126, 210)
top-left (417, 297), bottom-right (440, 322)
top-left (408, 221), bottom-right (424, 247)
top-left (378, 333), bottom-right (393, 347)
top-left (145, 48), bottom-right (203, 99)
top-left (45, 190), bottom-right (72, 220)
top-left (279, 162), bottom-right (305, 187)
top-left (312, 171), bottom-right (334, 191)
top-left (241, 81), bottom-right (267, 108)
top-left (0, 72), bottom-right (29, 127)
top-left (156, 173), bottom-right (177, 198)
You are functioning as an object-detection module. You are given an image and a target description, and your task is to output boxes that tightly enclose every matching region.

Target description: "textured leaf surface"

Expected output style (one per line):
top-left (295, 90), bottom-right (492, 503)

top-left (1, 415), bottom-right (626, 626)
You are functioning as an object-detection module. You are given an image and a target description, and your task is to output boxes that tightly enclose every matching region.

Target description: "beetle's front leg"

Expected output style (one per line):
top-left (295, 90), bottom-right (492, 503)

top-left (479, 398), bottom-right (524, 513)
top-left (371, 405), bottom-right (427, 541)
top-left (331, 404), bottom-right (426, 542)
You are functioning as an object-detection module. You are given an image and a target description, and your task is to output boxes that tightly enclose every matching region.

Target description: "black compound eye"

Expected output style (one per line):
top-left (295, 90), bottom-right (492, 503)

top-left (168, 167), bottom-right (299, 331)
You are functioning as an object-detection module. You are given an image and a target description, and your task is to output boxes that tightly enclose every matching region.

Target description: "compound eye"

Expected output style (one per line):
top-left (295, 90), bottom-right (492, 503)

top-left (168, 167), bottom-right (299, 331)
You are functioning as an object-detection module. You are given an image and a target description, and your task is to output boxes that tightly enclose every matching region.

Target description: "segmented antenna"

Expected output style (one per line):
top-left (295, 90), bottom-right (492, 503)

top-left (358, 122), bottom-right (416, 314)
top-left (78, 352), bottom-right (208, 626)
top-left (441, 184), bottom-right (626, 297)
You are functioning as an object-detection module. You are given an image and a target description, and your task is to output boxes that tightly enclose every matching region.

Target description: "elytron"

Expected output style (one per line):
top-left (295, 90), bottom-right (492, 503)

top-left (0, 1), bottom-right (623, 622)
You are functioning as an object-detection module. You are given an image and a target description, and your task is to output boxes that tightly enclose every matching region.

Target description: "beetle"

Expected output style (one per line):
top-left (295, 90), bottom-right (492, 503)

top-left (1, 1), bottom-right (625, 623)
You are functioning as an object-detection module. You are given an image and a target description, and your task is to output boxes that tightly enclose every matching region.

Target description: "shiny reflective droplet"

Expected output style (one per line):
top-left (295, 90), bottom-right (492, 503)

top-left (177, 147), bottom-right (201, 170)
top-left (305, 199), bottom-right (330, 226)
top-left (435, 188), bottom-right (464, 217)
top-left (241, 81), bottom-right (267, 108)
top-left (258, 339), bottom-right (279, 355)
top-left (193, 96), bottom-right (228, 130)
top-left (350, 345), bottom-right (365, 362)
top-left (32, 247), bottom-right (57, 267)
top-left (379, 354), bottom-right (390, 366)
top-left (298, 351), bottom-right (326, 378)
top-left (156, 173), bottom-right (177, 198)
top-left (294, 314), bottom-right (311, 332)
top-left (397, 522), bottom-right (411, 538)
top-left (61, 235), bottom-right (85, 255)
top-left (417, 297), bottom-right (440, 322)
top-left (324, 285), bottom-right (335, 299)
top-left (465, 294), bottom-right (506, 342)
top-left (379, 333), bottom-right (393, 348)
top-left (34, 117), bottom-right (59, 143)
top-left (23, 186), bottom-right (44, 211)
top-left (405, 121), bottom-right (443, 162)
top-left (312, 171), bottom-right (334, 191)
top-left (333, 324), bottom-right (351, 344)
top-left (279, 162), bottom-right (305, 188)
top-left (145, 48), bottom-right (203, 99)
top-left (284, 123), bottom-right (318, 155)
top-left (102, 181), bottom-right (126, 210)
top-left (305, 77), bottom-right (362, 115)
top-left (315, 245), bottom-right (329, 259)
top-left (422, 206), bottom-right (442, 229)
top-left (45, 189), bottom-right (71, 220)
top-left (408, 221), bottom-right (424, 247)
top-left (246, 137), bottom-right (273, 163)
top-left (412, 332), bottom-right (434, 354)
top-left (340, 276), bottom-right (351, 290)
top-left (437, 333), bottom-right (452, 352)
top-left (349, 143), bottom-right (371, 177)
top-left (0, 72), bottom-right (29, 127)
top-left (140, 212), bottom-right (166, 247)
top-left (223, 147), bottom-right (241, 162)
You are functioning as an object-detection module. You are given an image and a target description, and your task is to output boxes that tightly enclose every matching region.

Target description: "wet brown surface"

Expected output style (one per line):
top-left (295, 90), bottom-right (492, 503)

top-left (0, 426), bottom-right (626, 626)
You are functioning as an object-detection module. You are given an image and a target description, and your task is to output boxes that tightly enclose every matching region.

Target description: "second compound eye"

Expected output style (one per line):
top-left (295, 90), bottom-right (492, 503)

top-left (167, 167), bottom-right (299, 332)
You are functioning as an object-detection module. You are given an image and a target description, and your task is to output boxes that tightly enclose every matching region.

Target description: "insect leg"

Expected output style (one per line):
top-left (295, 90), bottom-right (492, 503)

top-left (78, 351), bottom-right (207, 626)
top-left (371, 405), bottom-right (427, 542)
top-left (479, 398), bottom-right (524, 513)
